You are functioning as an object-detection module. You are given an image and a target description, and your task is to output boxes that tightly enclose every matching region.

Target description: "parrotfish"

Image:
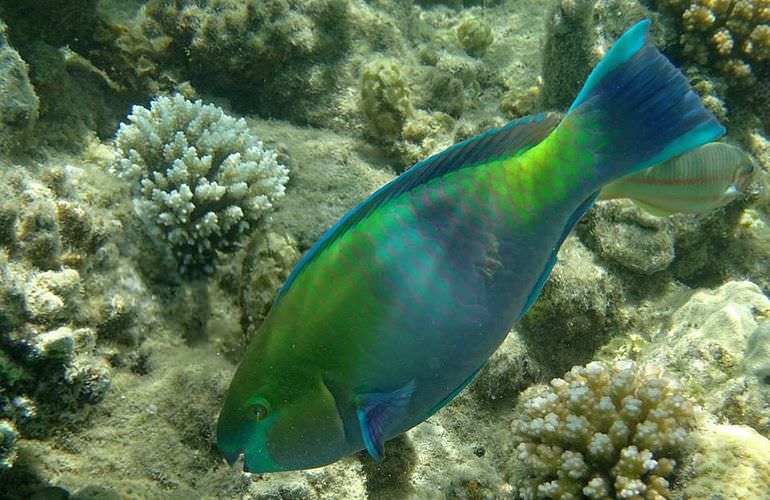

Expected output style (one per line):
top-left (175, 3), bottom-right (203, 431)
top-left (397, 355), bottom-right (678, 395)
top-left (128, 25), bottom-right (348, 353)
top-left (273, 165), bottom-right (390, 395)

top-left (217, 20), bottom-right (725, 473)
top-left (599, 142), bottom-right (756, 215)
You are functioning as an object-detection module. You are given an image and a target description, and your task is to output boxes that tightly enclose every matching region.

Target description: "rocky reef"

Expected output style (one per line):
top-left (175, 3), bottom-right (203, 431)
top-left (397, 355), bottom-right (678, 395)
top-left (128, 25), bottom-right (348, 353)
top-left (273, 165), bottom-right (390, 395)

top-left (0, 20), bottom-right (38, 155)
top-left (0, 0), bottom-right (768, 498)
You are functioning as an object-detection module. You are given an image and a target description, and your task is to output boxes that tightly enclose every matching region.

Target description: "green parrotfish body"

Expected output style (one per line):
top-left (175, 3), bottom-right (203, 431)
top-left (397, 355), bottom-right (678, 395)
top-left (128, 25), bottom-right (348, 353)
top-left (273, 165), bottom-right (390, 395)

top-left (217, 20), bottom-right (725, 472)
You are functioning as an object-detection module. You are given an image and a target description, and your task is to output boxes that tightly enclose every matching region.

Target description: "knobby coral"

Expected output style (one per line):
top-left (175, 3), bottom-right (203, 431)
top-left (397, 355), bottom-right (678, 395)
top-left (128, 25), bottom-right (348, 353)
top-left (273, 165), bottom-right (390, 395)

top-left (456, 18), bottom-right (494, 57)
top-left (360, 59), bottom-right (415, 141)
top-left (142, 0), bottom-right (350, 118)
top-left (653, 0), bottom-right (770, 83)
top-left (511, 360), bottom-right (694, 499)
top-left (111, 95), bottom-right (289, 276)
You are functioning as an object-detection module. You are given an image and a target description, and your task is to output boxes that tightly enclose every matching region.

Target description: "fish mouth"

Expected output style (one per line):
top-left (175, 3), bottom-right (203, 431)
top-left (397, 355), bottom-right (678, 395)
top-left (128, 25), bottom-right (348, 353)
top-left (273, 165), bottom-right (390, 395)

top-left (220, 448), bottom-right (243, 466)
top-left (220, 448), bottom-right (264, 473)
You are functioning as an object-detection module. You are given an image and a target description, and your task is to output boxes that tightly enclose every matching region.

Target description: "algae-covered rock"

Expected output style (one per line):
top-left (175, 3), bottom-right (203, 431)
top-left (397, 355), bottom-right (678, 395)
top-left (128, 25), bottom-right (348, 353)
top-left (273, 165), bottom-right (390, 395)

top-left (0, 19), bottom-right (38, 154)
top-left (238, 231), bottom-right (300, 343)
top-left (579, 200), bottom-right (676, 275)
top-left (24, 269), bottom-right (82, 324)
top-left (36, 327), bottom-right (76, 363)
top-left (425, 69), bottom-right (466, 118)
top-left (470, 333), bottom-right (542, 406)
top-left (681, 423), bottom-right (770, 498)
top-left (0, 156), bottom-right (138, 466)
top-left (540, 0), bottom-right (596, 109)
top-left (646, 281), bottom-right (770, 436)
top-left (5, 172), bottom-right (101, 271)
top-left (519, 237), bottom-right (625, 375)
top-left (398, 110), bottom-right (456, 167)
top-left (541, 0), bottom-right (656, 110)
top-left (20, 42), bottom-right (123, 150)
top-left (456, 18), bottom-right (493, 57)
top-left (247, 120), bottom-right (394, 250)
top-left (143, 0), bottom-right (352, 120)
top-left (669, 200), bottom-right (767, 289)
top-left (71, 485), bottom-right (122, 500)
top-left (499, 84), bottom-right (542, 118)
top-left (744, 320), bottom-right (770, 385)
top-left (0, 0), bottom-right (99, 51)
top-left (0, 419), bottom-right (17, 470)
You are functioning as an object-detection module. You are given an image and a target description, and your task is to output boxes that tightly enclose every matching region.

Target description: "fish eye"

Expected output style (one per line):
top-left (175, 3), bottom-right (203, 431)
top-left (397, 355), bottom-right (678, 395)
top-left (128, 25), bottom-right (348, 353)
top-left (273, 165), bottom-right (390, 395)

top-left (740, 161), bottom-right (754, 174)
top-left (247, 400), bottom-right (270, 421)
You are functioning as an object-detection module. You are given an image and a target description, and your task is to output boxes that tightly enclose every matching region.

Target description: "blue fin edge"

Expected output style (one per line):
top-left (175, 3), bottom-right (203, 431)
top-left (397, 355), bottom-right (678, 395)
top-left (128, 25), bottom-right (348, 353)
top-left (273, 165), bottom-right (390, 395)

top-left (569, 20), bottom-right (649, 112)
top-left (355, 380), bottom-right (416, 461)
top-left (566, 19), bottom-right (724, 187)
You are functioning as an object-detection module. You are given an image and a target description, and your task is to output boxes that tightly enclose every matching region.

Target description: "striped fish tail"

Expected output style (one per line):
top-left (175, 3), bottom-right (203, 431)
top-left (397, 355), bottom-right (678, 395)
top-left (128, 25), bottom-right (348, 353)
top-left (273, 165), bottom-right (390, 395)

top-left (559, 19), bottom-right (725, 189)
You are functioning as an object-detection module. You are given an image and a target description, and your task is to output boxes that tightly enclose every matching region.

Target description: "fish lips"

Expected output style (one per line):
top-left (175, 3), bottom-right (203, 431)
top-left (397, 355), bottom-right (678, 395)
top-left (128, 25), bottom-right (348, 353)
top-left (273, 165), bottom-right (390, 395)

top-left (219, 444), bottom-right (280, 473)
top-left (219, 448), bottom-right (260, 473)
top-left (220, 448), bottom-right (242, 466)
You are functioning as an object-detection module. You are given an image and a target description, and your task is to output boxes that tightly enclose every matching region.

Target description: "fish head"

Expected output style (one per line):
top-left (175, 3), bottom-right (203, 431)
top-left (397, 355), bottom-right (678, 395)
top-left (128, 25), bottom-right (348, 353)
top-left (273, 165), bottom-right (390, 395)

top-left (217, 360), bottom-right (347, 473)
top-left (733, 154), bottom-right (757, 193)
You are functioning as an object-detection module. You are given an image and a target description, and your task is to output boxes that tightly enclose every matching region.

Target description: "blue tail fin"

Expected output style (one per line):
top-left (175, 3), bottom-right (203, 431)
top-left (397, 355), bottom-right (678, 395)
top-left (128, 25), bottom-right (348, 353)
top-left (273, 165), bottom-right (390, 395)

top-left (566, 19), bottom-right (725, 185)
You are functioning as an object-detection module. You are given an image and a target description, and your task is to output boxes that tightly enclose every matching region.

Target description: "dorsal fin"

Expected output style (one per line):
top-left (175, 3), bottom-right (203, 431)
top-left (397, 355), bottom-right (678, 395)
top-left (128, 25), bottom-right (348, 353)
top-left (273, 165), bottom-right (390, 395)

top-left (274, 112), bottom-right (562, 303)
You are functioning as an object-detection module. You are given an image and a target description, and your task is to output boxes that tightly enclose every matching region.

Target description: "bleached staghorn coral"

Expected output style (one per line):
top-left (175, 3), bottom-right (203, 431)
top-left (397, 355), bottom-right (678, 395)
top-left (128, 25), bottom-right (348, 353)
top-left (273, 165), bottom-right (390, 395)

top-left (511, 360), bottom-right (694, 499)
top-left (112, 95), bottom-right (289, 276)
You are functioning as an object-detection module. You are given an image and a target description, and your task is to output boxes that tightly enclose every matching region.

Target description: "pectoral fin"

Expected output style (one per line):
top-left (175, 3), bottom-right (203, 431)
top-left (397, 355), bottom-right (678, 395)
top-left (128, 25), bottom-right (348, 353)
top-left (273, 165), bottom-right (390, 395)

top-left (355, 380), bottom-right (416, 461)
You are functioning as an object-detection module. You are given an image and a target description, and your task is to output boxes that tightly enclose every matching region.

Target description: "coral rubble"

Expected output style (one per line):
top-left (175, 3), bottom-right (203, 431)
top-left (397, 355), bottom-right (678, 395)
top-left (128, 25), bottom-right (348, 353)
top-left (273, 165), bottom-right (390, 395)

top-left (142, 0), bottom-right (352, 120)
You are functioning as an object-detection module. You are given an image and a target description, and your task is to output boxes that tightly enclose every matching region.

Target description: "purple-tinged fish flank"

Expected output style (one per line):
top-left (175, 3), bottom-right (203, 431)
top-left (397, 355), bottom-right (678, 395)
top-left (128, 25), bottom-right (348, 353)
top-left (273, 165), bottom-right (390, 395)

top-left (217, 20), bottom-right (726, 473)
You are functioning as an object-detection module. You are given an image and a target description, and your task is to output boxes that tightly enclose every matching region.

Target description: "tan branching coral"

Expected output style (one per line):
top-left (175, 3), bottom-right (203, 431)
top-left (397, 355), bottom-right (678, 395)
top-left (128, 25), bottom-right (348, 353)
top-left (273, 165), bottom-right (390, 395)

top-left (751, 23), bottom-right (770, 59)
top-left (510, 360), bottom-right (694, 499)
top-left (653, 0), bottom-right (770, 84)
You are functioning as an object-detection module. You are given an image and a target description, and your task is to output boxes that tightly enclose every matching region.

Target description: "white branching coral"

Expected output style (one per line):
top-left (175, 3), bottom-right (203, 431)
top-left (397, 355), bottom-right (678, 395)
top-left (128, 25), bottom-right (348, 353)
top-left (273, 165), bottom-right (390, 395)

top-left (111, 95), bottom-right (289, 276)
top-left (511, 360), bottom-right (694, 499)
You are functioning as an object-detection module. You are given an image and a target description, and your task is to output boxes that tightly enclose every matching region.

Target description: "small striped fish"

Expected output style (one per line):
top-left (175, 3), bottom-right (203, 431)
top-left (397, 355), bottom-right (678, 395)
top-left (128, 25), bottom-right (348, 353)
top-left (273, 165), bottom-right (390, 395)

top-left (599, 142), bottom-right (755, 215)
